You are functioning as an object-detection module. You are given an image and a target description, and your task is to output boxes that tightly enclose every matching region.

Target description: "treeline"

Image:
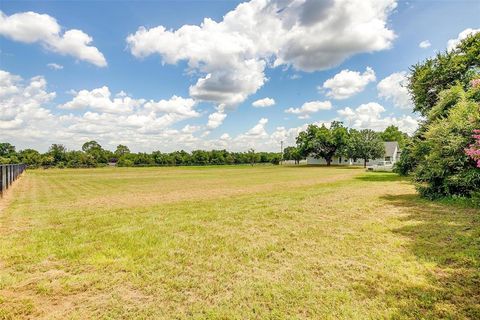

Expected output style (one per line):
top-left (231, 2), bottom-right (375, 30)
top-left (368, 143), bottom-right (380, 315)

top-left (295, 123), bottom-right (407, 167)
top-left (1, 122), bottom-right (408, 169)
top-left (0, 141), bottom-right (283, 168)
top-left (396, 33), bottom-right (480, 200)
top-left (289, 124), bottom-right (409, 167)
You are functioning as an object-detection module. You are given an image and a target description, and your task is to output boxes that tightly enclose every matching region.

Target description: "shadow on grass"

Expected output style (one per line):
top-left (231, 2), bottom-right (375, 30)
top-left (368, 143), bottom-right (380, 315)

top-left (381, 193), bottom-right (480, 318)
top-left (278, 164), bottom-right (366, 171)
top-left (355, 172), bottom-right (406, 182)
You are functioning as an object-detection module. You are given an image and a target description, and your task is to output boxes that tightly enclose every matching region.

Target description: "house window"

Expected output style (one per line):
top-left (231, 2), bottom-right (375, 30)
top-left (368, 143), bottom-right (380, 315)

top-left (385, 156), bottom-right (391, 161)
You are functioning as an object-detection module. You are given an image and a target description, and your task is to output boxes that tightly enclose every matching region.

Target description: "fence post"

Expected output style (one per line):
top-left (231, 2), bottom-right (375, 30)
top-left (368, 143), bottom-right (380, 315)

top-left (0, 164), bottom-right (26, 197)
top-left (8, 164), bottom-right (11, 188)
top-left (3, 165), bottom-right (7, 191)
top-left (6, 165), bottom-right (9, 189)
top-left (0, 165), bottom-right (3, 197)
top-left (2, 166), bottom-right (5, 193)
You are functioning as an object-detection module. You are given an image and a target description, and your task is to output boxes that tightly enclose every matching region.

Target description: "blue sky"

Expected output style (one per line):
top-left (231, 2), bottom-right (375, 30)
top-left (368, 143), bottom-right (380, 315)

top-left (1, 0), bottom-right (479, 152)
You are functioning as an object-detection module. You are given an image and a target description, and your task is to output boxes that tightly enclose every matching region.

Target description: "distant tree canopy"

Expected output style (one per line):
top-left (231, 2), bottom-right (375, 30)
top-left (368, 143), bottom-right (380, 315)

top-left (280, 123), bottom-right (410, 167)
top-left (4, 122), bottom-right (409, 169)
top-left (283, 146), bottom-right (304, 164)
top-left (397, 33), bottom-right (480, 200)
top-left (380, 125), bottom-right (409, 148)
top-left (347, 129), bottom-right (385, 168)
top-left (296, 121), bottom-right (349, 166)
top-left (114, 145), bottom-right (130, 157)
top-left (0, 143), bottom-right (16, 157)
top-left (0, 141), bottom-right (283, 168)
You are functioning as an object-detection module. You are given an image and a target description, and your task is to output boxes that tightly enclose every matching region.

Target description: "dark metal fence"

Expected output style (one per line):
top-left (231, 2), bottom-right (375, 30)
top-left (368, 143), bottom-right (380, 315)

top-left (0, 164), bottom-right (26, 197)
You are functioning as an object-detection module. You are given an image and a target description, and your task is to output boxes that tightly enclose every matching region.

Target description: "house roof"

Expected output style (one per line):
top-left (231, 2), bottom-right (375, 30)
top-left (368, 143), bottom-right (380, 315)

top-left (384, 141), bottom-right (399, 157)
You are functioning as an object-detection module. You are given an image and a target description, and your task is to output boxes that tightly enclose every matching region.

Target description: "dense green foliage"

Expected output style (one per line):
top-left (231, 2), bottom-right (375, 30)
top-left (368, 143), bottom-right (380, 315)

top-left (397, 33), bottom-right (480, 200)
top-left (380, 125), bottom-right (409, 148)
top-left (346, 129), bottom-right (385, 167)
top-left (408, 33), bottom-right (480, 116)
top-left (413, 84), bottom-right (480, 198)
top-left (0, 141), bottom-right (282, 168)
top-left (295, 123), bottom-right (399, 166)
top-left (296, 121), bottom-right (349, 166)
top-left (282, 146), bottom-right (304, 164)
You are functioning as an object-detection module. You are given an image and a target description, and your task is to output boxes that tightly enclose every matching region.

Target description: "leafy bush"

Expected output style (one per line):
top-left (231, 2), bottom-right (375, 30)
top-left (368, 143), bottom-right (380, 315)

top-left (398, 33), bottom-right (480, 200)
top-left (412, 84), bottom-right (480, 198)
top-left (117, 158), bottom-right (134, 167)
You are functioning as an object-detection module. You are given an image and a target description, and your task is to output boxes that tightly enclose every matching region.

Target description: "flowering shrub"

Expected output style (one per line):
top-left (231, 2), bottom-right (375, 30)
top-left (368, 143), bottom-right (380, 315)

top-left (471, 78), bottom-right (480, 88)
top-left (465, 129), bottom-right (480, 168)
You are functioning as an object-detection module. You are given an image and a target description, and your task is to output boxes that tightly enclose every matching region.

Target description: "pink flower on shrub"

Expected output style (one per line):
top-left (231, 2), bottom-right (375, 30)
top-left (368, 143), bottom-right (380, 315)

top-left (465, 129), bottom-right (480, 168)
top-left (471, 78), bottom-right (480, 88)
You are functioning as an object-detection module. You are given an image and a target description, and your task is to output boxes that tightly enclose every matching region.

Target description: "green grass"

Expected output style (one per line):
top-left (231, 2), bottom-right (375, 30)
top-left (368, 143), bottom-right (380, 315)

top-left (0, 166), bottom-right (479, 319)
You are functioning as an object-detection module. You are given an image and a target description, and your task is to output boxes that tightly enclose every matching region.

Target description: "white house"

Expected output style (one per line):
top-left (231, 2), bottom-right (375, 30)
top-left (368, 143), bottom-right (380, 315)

top-left (307, 141), bottom-right (401, 166)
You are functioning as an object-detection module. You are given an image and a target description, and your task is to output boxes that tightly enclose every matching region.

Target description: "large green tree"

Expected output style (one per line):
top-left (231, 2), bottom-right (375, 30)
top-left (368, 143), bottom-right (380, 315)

top-left (296, 121), bottom-right (348, 166)
top-left (408, 33), bottom-right (480, 116)
top-left (114, 144), bottom-right (130, 157)
top-left (413, 84), bottom-right (480, 198)
top-left (380, 125), bottom-right (409, 148)
top-left (0, 143), bottom-right (16, 157)
top-left (283, 146), bottom-right (303, 164)
top-left (48, 144), bottom-right (67, 164)
top-left (247, 149), bottom-right (260, 166)
top-left (398, 33), bottom-right (480, 199)
top-left (348, 129), bottom-right (385, 168)
top-left (18, 149), bottom-right (42, 167)
top-left (82, 140), bottom-right (107, 163)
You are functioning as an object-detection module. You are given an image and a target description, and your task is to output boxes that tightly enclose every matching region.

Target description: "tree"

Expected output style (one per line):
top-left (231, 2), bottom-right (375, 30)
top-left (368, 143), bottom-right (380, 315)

top-left (270, 154), bottom-right (281, 165)
top-left (283, 146), bottom-right (303, 165)
top-left (82, 140), bottom-right (107, 163)
top-left (192, 150), bottom-right (209, 165)
top-left (408, 33), bottom-right (480, 116)
top-left (397, 33), bottom-right (480, 200)
top-left (41, 154), bottom-right (55, 167)
top-left (114, 144), bottom-right (130, 157)
top-left (296, 121), bottom-right (348, 166)
top-left (18, 149), bottom-right (42, 167)
top-left (48, 144), bottom-right (66, 164)
top-left (65, 151), bottom-right (97, 168)
top-left (246, 149), bottom-right (260, 166)
top-left (348, 129), bottom-right (385, 168)
top-left (0, 143), bottom-right (16, 157)
top-left (413, 84), bottom-right (480, 198)
top-left (380, 125), bottom-right (409, 148)
top-left (82, 140), bottom-right (102, 153)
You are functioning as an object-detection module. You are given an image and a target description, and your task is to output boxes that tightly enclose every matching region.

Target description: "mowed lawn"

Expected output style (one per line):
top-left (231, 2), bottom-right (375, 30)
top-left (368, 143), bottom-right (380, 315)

top-left (0, 166), bottom-right (479, 319)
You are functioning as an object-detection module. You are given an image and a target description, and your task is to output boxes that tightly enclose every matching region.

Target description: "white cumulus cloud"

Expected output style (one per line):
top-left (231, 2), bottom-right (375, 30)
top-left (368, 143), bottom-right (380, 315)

top-left (338, 102), bottom-right (418, 134)
top-left (0, 11), bottom-right (107, 67)
top-left (377, 71), bottom-right (412, 109)
top-left (126, 0), bottom-right (397, 107)
top-left (59, 86), bottom-right (145, 114)
top-left (245, 118), bottom-right (268, 137)
top-left (252, 97), bottom-right (275, 108)
top-left (285, 100), bottom-right (332, 119)
top-left (447, 28), bottom-right (479, 51)
top-left (418, 40), bottom-right (431, 49)
top-left (321, 67), bottom-right (376, 99)
top-left (0, 70), bottom-right (207, 151)
top-left (0, 70), bottom-right (56, 132)
top-left (206, 111), bottom-right (227, 129)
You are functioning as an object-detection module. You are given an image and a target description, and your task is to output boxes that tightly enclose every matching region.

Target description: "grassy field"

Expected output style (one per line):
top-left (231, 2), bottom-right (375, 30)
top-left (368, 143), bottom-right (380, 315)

top-left (0, 166), bottom-right (479, 319)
